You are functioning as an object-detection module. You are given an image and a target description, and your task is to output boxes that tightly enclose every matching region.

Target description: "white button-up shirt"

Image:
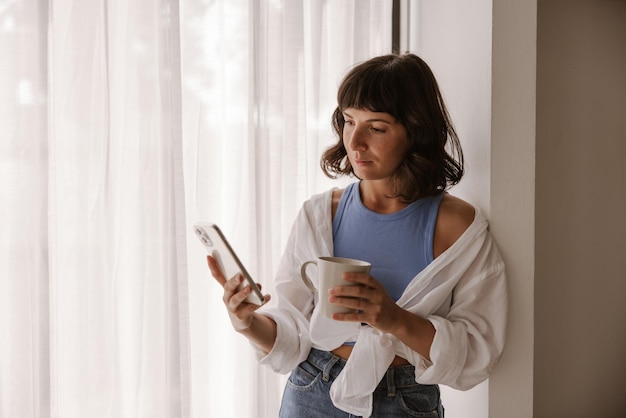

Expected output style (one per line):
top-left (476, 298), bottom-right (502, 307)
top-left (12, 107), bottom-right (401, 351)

top-left (255, 189), bottom-right (508, 417)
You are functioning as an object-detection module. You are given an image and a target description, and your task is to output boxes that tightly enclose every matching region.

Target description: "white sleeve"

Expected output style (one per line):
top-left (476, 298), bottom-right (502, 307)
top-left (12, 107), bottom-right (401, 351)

top-left (252, 192), bottom-right (334, 373)
top-left (402, 232), bottom-right (508, 390)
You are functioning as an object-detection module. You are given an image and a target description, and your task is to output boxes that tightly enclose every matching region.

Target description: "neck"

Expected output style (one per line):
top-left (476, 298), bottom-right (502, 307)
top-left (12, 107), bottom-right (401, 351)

top-left (359, 180), bottom-right (408, 214)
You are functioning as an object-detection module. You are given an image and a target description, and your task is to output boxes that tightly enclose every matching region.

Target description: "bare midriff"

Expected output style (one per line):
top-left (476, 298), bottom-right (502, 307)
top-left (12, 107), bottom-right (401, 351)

top-left (331, 344), bottom-right (410, 366)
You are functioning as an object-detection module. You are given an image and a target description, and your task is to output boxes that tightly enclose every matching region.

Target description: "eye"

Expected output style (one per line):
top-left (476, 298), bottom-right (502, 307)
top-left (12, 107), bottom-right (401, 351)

top-left (370, 127), bottom-right (386, 133)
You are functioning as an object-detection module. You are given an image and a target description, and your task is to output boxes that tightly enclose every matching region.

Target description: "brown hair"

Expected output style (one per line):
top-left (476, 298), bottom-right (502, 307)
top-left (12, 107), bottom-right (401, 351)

top-left (321, 53), bottom-right (464, 202)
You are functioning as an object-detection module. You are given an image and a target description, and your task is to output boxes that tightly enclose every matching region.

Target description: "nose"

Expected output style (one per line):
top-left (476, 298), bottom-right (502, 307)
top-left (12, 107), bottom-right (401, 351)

top-left (345, 125), bottom-right (367, 151)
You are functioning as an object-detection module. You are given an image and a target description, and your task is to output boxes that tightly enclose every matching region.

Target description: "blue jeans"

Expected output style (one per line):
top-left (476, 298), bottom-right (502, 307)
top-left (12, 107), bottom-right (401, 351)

top-left (279, 348), bottom-right (444, 418)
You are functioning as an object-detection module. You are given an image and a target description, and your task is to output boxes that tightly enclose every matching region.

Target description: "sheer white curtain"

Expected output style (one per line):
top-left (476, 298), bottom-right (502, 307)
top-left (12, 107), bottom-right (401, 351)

top-left (180, 1), bottom-right (391, 417)
top-left (1, 0), bottom-right (391, 417)
top-left (1, 0), bottom-right (189, 417)
top-left (1, 0), bottom-right (50, 416)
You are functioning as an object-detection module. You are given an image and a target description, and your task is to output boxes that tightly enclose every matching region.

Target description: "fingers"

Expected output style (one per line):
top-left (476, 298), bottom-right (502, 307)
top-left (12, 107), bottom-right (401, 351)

top-left (208, 256), bottom-right (251, 306)
top-left (220, 273), bottom-right (241, 303)
top-left (331, 272), bottom-right (385, 303)
top-left (207, 255), bottom-right (227, 286)
top-left (222, 274), bottom-right (262, 326)
top-left (328, 292), bottom-right (371, 312)
top-left (331, 310), bottom-right (364, 322)
top-left (329, 293), bottom-right (384, 326)
top-left (328, 274), bottom-right (391, 326)
top-left (207, 256), bottom-right (270, 332)
top-left (341, 272), bottom-right (377, 287)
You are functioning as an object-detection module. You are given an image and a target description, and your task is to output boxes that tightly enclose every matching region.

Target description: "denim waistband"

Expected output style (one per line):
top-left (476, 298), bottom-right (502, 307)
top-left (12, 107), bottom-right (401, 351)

top-left (306, 347), bottom-right (424, 391)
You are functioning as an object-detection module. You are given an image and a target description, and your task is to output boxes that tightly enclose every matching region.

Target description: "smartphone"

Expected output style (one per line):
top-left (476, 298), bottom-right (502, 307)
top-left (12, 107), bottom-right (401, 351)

top-left (193, 222), bottom-right (265, 305)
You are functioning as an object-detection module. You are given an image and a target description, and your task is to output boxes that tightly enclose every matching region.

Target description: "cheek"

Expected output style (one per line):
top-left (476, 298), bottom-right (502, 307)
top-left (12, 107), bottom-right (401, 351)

top-left (389, 142), bottom-right (412, 169)
top-left (393, 138), bottom-right (412, 158)
top-left (342, 133), bottom-right (355, 155)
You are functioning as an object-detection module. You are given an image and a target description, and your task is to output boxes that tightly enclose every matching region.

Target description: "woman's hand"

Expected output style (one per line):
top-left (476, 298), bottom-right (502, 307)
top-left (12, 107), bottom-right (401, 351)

top-left (328, 272), bottom-right (402, 333)
top-left (330, 272), bottom-right (436, 360)
top-left (207, 255), bottom-right (270, 331)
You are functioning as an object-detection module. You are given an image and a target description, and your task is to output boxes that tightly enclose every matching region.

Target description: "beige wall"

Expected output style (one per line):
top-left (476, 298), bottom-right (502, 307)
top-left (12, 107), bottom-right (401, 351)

top-left (411, 1), bottom-right (494, 417)
top-left (412, 0), bottom-right (626, 416)
top-left (535, 0), bottom-right (626, 416)
top-left (490, 0), bottom-right (538, 416)
top-left (409, 0), bottom-right (491, 418)
top-left (411, 0), bottom-right (536, 416)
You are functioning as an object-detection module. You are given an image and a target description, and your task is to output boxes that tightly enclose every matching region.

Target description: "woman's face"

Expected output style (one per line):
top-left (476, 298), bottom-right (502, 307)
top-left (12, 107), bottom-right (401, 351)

top-left (342, 107), bottom-right (410, 181)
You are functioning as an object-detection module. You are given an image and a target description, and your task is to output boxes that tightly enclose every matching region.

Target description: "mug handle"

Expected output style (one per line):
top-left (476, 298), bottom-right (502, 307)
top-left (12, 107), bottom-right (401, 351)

top-left (300, 260), bottom-right (318, 292)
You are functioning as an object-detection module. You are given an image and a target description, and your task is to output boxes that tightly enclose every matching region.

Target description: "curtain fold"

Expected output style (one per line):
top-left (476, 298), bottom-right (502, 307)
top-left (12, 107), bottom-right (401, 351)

top-left (2, 0), bottom-right (190, 417)
top-left (1, 0), bottom-right (50, 416)
top-left (47, 0), bottom-right (189, 416)
top-left (2, 0), bottom-right (391, 416)
top-left (181, 1), bottom-right (392, 416)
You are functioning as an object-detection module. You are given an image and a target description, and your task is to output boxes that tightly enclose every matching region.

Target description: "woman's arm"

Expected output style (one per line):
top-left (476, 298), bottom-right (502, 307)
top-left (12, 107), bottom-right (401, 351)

top-left (396, 194), bottom-right (475, 357)
top-left (329, 194), bottom-right (475, 361)
top-left (207, 255), bottom-right (277, 354)
top-left (234, 311), bottom-right (278, 355)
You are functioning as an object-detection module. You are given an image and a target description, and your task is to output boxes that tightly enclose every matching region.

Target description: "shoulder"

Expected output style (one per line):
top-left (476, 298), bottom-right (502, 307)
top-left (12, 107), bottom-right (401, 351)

top-left (299, 187), bottom-right (344, 223)
top-left (331, 188), bottom-right (345, 221)
top-left (433, 194), bottom-right (476, 257)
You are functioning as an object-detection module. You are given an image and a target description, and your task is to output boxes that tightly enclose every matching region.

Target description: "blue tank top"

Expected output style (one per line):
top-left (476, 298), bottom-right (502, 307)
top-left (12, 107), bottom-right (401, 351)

top-left (332, 182), bottom-right (444, 301)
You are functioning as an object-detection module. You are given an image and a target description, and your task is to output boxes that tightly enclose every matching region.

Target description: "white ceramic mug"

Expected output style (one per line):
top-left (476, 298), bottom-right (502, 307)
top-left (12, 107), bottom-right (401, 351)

top-left (300, 256), bottom-right (371, 318)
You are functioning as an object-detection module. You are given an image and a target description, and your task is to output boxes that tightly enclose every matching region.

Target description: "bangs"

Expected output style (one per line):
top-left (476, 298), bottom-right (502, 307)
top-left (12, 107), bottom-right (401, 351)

top-left (337, 65), bottom-right (405, 122)
top-left (323, 53), bottom-right (464, 198)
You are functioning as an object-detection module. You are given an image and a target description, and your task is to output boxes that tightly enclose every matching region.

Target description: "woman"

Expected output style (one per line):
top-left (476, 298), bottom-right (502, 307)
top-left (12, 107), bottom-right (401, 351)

top-left (208, 53), bottom-right (507, 417)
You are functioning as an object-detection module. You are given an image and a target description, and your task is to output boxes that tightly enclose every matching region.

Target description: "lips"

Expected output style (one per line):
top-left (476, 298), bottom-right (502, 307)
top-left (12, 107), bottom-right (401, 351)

top-left (353, 157), bottom-right (372, 166)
